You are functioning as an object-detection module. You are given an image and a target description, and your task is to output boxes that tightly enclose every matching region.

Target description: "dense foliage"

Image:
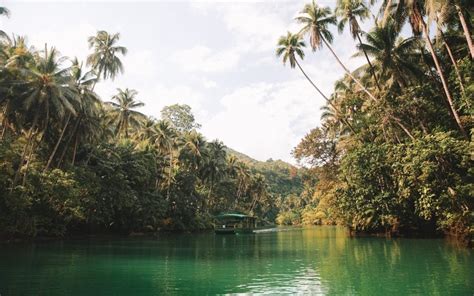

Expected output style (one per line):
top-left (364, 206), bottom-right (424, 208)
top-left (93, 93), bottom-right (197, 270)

top-left (276, 0), bottom-right (473, 243)
top-left (0, 13), bottom-right (303, 238)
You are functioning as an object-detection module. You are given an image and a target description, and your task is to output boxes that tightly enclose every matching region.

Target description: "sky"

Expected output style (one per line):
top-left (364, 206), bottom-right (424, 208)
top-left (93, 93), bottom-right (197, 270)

top-left (0, 0), bottom-right (370, 163)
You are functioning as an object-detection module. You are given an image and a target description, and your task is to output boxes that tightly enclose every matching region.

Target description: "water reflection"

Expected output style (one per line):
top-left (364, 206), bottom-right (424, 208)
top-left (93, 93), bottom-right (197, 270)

top-left (0, 227), bottom-right (472, 295)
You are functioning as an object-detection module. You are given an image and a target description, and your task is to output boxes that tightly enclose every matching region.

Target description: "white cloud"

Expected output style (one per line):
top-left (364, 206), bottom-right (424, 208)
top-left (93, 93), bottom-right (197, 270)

top-left (171, 45), bottom-right (240, 73)
top-left (201, 79), bottom-right (323, 163)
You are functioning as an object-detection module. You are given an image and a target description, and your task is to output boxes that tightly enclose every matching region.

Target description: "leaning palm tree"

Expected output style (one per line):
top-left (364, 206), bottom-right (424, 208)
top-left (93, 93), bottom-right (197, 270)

top-left (87, 31), bottom-right (127, 90)
top-left (0, 7), bottom-right (10, 39)
top-left (296, 1), bottom-right (377, 102)
top-left (335, 0), bottom-right (381, 90)
top-left (382, 0), bottom-right (467, 138)
top-left (276, 32), bottom-right (357, 135)
top-left (107, 88), bottom-right (145, 138)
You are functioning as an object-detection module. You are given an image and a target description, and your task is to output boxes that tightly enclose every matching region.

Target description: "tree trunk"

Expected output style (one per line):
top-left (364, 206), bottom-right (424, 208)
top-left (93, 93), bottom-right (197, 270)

top-left (356, 31), bottom-right (382, 92)
top-left (438, 31), bottom-right (471, 112)
top-left (57, 116), bottom-right (81, 168)
top-left (12, 112), bottom-right (39, 188)
top-left (44, 113), bottom-right (72, 172)
top-left (455, 4), bottom-right (474, 59)
top-left (322, 37), bottom-right (378, 102)
top-left (421, 21), bottom-right (468, 139)
top-left (71, 135), bottom-right (78, 166)
top-left (295, 59), bottom-right (358, 135)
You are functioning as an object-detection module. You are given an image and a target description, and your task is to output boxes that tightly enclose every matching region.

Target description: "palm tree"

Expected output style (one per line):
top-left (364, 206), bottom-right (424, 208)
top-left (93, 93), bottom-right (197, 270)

top-left (153, 120), bottom-right (178, 200)
top-left (383, 0), bottom-right (467, 138)
top-left (13, 47), bottom-right (78, 186)
top-left (107, 88), bottom-right (145, 138)
top-left (179, 130), bottom-right (207, 172)
top-left (0, 7), bottom-right (10, 39)
top-left (87, 31), bottom-right (127, 90)
top-left (295, 1), bottom-right (377, 102)
top-left (201, 140), bottom-right (227, 211)
top-left (450, 0), bottom-right (474, 58)
top-left (335, 0), bottom-right (381, 90)
top-left (44, 58), bottom-right (98, 171)
top-left (354, 21), bottom-right (423, 89)
top-left (276, 32), bottom-right (358, 136)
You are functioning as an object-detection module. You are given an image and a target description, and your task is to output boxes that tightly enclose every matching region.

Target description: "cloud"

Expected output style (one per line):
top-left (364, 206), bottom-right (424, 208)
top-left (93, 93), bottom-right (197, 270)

top-left (201, 79), bottom-right (323, 163)
top-left (171, 45), bottom-right (240, 73)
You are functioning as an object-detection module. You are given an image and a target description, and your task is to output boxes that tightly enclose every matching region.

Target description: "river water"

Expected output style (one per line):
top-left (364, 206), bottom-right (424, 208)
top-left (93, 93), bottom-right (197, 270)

top-left (0, 226), bottom-right (472, 295)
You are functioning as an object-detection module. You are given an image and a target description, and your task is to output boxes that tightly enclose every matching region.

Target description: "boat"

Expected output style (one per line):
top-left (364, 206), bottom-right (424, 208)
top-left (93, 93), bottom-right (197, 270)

top-left (214, 213), bottom-right (257, 234)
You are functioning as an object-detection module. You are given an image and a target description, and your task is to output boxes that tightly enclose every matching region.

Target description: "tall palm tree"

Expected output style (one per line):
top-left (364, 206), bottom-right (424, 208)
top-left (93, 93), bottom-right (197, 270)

top-left (87, 31), bottom-right (127, 90)
top-left (201, 140), bottom-right (227, 211)
top-left (13, 47), bottom-right (78, 186)
top-left (295, 1), bottom-right (377, 102)
top-left (0, 7), bottom-right (10, 39)
top-left (107, 88), bottom-right (145, 138)
top-left (355, 21), bottom-right (423, 89)
top-left (383, 0), bottom-right (467, 138)
top-left (44, 58), bottom-right (98, 171)
top-left (153, 120), bottom-right (178, 200)
top-left (276, 32), bottom-right (358, 135)
top-left (335, 0), bottom-right (381, 90)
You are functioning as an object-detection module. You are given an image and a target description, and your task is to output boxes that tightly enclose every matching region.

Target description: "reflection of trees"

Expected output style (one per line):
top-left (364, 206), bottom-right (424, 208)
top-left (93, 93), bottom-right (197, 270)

top-left (0, 228), bottom-right (472, 294)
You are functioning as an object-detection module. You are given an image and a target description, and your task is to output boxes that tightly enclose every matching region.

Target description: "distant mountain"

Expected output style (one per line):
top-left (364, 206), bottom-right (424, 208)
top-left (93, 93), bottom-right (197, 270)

top-left (226, 147), bottom-right (303, 197)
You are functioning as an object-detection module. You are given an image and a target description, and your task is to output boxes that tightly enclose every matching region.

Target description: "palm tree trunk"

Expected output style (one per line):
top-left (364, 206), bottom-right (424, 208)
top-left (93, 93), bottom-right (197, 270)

top-left (421, 21), bottom-right (468, 139)
top-left (57, 116), bottom-right (81, 168)
top-left (71, 135), bottom-right (78, 166)
top-left (390, 115), bottom-right (415, 141)
top-left (455, 4), bottom-right (474, 59)
top-left (322, 37), bottom-right (378, 102)
top-left (44, 113), bottom-right (72, 172)
top-left (295, 59), bottom-right (358, 135)
top-left (439, 32), bottom-right (468, 103)
top-left (166, 151), bottom-right (173, 201)
top-left (12, 112), bottom-right (39, 188)
top-left (356, 31), bottom-right (382, 92)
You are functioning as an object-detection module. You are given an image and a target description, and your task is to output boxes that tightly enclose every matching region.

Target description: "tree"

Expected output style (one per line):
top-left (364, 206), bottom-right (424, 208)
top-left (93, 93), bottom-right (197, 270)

top-left (335, 0), bottom-right (381, 90)
top-left (87, 31), bottom-right (127, 90)
top-left (160, 104), bottom-right (201, 132)
top-left (383, 0), bottom-right (467, 138)
top-left (107, 88), bottom-right (145, 138)
top-left (296, 1), bottom-right (378, 102)
top-left (355, 20), bottom-right (422, 89)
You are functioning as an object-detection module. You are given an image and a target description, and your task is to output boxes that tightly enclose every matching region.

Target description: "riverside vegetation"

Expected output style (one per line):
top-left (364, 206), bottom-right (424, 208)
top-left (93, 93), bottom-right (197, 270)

top-left (0, 8), bottom-right (303, 239)
top-left (275, 0), bottom-right (473, 245)
top-left (0, 0), bottom-right (473, 245)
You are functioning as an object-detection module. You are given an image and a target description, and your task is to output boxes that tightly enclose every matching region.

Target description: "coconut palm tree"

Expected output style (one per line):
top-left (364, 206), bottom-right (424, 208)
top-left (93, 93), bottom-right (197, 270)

top-left (295, 1), bottom-right (377, 102)
top-left (107, 88), bottom-right (145, 138)
top-left (87, 31), bottom-right (127, 90)
top-left (201, 140), bottom-right (227, 211)
top-left (0, 7), bottom-right (10, 39)
top-left (354, 21), bottom-right (423, 89)
top-left (44, 58), bottom-right (98, 171)
top-left (153, 120), bottom-right (178, 200)
top-left (382, 0), bottom-right (467, 138)
top-left (335, 0), bottom-right (381, 90)
top-left (276, 32), bottom-right (358, 136)
top-left (13, 47), bottom-right (78, 186)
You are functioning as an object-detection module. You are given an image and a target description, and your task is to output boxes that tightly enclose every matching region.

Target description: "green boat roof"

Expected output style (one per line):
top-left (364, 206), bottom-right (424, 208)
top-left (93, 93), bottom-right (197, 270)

top-left (216, 213), bottom-right (255, 219)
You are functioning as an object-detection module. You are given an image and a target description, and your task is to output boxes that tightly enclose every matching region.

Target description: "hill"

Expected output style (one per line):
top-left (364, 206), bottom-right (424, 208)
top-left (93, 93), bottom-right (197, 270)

top-left (226, 148), bottom-right (304, 197)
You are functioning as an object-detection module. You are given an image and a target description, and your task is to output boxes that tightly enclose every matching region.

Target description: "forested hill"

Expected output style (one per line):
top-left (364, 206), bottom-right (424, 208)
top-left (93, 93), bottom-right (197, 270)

top-left (226, 148), bottom-right (304, 197)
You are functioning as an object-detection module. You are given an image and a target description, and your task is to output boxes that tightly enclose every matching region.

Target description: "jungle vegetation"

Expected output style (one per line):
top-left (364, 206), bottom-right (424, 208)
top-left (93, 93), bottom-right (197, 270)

top-left (276, 0), bottom-right (473, 243)
top-left (0, 10), bottom-right (305, 238)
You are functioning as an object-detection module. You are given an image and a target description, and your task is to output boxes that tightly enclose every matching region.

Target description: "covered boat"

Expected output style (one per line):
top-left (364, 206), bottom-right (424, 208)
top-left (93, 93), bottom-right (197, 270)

top-left (214, 213), bottom-right (257, 234)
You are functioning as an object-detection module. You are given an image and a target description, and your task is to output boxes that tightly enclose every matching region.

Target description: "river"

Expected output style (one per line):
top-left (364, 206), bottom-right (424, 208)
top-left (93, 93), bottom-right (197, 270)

top-left (0, 226), bottom-right (472, 295)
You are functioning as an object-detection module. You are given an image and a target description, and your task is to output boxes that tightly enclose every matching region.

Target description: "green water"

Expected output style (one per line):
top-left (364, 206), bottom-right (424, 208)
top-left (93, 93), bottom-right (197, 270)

top-left (0, 227), bottom-right (472, 295)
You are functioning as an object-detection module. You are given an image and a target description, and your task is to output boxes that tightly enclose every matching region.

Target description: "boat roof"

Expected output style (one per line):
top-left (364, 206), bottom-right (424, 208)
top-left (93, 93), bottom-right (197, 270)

top-left (216, 213), bottom-right (255, 220)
